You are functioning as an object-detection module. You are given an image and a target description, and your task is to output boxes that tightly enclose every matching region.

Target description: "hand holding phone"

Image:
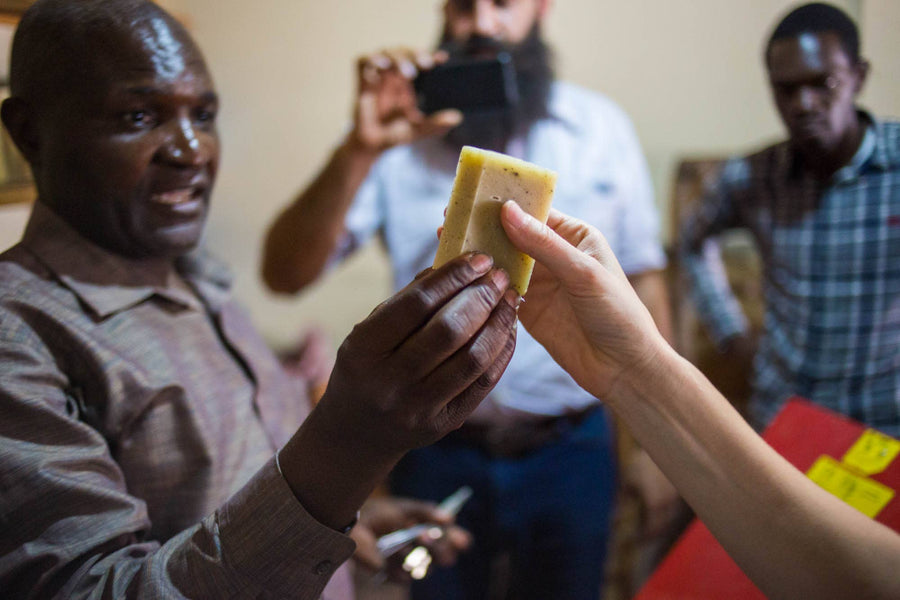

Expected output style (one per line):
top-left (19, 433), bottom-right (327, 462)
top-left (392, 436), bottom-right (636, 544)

top-left (414, 53), bottom-right (519, 115)
top-left (352, 47), bottom-right (464, 152)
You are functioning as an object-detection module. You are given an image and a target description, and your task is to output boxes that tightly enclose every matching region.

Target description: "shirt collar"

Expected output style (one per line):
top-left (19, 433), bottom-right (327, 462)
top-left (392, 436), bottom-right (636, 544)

top-left (831, 110), bottom-right (879, 184)
top-left (20, 202), bottom-right (231, 318)
top-left (784, 109), bottom-right (882, 183)
top-left (175, 247), bottom-right (234, 313)
top-left (864, 112), bottom-right (896, 172)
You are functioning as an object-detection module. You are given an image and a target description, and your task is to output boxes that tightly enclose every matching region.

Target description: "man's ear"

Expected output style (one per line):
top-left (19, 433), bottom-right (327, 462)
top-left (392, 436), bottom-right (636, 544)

top-left (1, 97), bottom-right (40, 166)
top-left (852, 58), bottom-right (870, 96)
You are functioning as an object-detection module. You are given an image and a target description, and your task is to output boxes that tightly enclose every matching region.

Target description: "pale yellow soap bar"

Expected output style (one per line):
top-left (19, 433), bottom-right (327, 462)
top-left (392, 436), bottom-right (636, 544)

top-left (434, 146), bottom-right (557, 295)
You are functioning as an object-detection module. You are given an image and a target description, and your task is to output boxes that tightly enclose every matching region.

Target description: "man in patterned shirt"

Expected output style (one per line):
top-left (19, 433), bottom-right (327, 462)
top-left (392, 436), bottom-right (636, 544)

top-left (0, 1), bottom-right (517, 598)
top-left (680, 2), bottom-right (900, 436)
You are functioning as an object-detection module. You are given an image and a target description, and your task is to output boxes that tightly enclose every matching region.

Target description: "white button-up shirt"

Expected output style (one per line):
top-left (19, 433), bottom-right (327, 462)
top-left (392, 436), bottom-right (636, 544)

top-left (337, 81), bottom-right (665, 418)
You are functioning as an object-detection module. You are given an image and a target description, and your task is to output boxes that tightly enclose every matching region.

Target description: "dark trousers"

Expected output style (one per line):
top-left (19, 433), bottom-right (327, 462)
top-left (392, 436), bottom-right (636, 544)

top-left (389, 407), bottom-right (617, 600)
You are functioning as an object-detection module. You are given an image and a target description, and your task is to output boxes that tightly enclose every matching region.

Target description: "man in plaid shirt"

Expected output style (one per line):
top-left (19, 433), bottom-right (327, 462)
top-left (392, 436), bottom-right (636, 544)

top-left (680, 2), bottom-right (900, 437)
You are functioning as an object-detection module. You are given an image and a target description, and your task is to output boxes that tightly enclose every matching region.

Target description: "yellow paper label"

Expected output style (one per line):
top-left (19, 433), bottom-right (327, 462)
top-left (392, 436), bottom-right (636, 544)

top-left (842, 429), bottom-right (900, 475)
top-left (806, 456), bottom-right (895, 518)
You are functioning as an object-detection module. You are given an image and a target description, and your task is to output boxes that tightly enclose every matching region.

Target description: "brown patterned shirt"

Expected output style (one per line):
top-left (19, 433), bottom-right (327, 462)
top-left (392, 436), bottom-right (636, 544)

top-left (0, 203), bottom-right (355, 599)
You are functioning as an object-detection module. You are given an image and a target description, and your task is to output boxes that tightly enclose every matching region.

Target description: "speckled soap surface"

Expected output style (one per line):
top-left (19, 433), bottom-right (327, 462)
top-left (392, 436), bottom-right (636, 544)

top-left (433, 146), bottom-right (557, 295)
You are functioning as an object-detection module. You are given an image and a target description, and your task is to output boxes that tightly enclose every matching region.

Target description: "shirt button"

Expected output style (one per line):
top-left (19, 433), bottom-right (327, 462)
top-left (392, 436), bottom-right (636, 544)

top-left (314, 560), bottom-right (332, 575)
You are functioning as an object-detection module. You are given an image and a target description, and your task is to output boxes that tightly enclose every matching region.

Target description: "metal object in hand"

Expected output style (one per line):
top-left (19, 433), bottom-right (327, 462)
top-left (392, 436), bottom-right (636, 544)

top-left (375, 486), bottom-right (473, 557)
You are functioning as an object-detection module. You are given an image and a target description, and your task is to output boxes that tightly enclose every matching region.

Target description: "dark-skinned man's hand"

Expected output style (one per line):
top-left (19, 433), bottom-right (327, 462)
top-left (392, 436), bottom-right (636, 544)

top-left (317, 252), bottom-right (518, 452)
top-left (278, 252), bottom-right (518, 532)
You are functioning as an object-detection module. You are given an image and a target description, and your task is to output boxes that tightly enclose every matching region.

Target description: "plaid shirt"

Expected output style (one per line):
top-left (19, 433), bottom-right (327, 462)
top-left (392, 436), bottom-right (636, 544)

top-left (680, 113), bottom-right (900, 436)
top-left (0, 203), bottom-right (354, 599)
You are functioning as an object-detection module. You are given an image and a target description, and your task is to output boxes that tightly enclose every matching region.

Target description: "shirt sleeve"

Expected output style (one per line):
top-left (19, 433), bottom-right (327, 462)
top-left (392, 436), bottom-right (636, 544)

top-left (0, 338), bottom-right (356, 600)
top-left (331, 158), bottom-right (386, 264)
top-left (606, 105), bottom-right (666, 275)
top-left (677, 159), bottom-right (751, 347)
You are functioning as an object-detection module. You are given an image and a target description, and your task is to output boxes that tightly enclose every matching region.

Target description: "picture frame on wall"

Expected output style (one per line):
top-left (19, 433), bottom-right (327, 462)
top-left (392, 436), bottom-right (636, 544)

top-left (0, 2), bottom-right (33, 205)
top-left (0, 2), bottom-right (184, 205)
top-left (0, 1), bottom-right (33, 16)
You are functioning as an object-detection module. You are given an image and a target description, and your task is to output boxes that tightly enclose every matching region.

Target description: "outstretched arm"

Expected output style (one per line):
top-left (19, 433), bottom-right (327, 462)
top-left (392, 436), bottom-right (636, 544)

top-left (501, 201), bottom-right (900, 600)
top-left (262, 48), bottom-right (462, 293)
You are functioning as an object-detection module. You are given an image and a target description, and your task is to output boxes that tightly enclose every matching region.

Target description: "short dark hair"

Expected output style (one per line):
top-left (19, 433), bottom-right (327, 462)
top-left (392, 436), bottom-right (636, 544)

top-left (9, 0), bottom-right (183, 104)
top-left (765, 3), bottom-right (860, 64)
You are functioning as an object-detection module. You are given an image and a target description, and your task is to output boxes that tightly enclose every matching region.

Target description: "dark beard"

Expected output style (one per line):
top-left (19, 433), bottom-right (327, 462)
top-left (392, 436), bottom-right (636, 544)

top-left (439, 25), bottom-right (555, 153)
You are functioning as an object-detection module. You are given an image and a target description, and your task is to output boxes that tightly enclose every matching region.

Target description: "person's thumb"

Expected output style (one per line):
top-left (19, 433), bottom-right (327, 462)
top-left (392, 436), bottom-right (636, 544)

top-left (418, 109), bottom-right (463, 139)
top-left (500, 201), bottom-right (583, 281)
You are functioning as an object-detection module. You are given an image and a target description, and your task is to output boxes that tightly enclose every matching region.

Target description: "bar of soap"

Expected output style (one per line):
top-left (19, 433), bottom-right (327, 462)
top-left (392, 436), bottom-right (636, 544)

top-left (434, 146), bottom-right (557, 295)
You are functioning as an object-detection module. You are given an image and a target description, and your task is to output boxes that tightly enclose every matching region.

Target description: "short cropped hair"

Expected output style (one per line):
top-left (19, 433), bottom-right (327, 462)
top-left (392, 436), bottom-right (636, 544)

top-left (765, 3), bottom-right (860, 63)
top-left (9, 0), bottom-right (179, 104)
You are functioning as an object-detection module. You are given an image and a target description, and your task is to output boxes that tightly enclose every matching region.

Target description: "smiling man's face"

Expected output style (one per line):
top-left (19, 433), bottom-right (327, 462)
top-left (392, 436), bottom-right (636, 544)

top-left (34, 14), bottom-right (220, 259)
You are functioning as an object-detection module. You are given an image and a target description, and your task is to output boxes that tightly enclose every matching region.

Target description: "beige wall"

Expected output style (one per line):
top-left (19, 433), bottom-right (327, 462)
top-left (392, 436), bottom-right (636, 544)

top-left (2, 0), bottom-right (897, 350)
top-left (180, 0), bottom-right (444, 349)
top-left (860, 0), bottom-right (900, 115)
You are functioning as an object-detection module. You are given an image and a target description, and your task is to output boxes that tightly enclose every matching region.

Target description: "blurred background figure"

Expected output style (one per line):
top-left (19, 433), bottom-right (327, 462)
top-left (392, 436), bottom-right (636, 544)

top-left (679, 2), bottom-right (900, 438)
top-left (279, 324), bottom-right (335, 403)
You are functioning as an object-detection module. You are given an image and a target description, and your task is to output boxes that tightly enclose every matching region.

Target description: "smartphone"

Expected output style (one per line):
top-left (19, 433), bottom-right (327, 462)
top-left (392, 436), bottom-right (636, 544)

top-left (414, 53), bottom-right (518, 114)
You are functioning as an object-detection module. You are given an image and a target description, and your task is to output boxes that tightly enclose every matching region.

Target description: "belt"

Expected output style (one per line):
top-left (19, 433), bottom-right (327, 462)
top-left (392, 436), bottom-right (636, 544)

top-left (444, 407), bottom-right (598, 458)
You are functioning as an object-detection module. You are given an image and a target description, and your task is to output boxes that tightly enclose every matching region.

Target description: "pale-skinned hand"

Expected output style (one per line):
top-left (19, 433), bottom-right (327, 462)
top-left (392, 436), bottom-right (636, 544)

top-left (351, 47), bottom-right (463, 152)
top-left (499, 201), bottom-right (666, 400)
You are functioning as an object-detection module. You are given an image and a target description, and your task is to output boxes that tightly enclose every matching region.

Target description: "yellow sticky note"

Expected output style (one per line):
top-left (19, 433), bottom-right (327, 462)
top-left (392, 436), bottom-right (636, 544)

top-left (434, 146), bottom-right (557, 295)
top-left (806, 455), bottom-right (895, 518)
top-left (842, 429), bottom-right (900, 476)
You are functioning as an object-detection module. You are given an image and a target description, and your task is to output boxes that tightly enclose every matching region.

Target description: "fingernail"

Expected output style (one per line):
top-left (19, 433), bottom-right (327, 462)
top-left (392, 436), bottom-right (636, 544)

top-left (504, 289), bottom-right (521, 308)
top-left (469, 253), bottom-right (492, 273)
top-left (418, 53), bottom-right (434, 69)
top-left (502, 200), bottom-right (527, 228)
top-left (400, 60), bottom-right (417, 79)
top-left (491, 268), bottom-right (510, 289)
top-left (433, 509), bottom-right (452, 521)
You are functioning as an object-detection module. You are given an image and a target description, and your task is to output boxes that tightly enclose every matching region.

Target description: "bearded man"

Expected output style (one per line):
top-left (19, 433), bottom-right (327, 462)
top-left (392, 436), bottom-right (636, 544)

top-left (263, 2), bottom-right (672, 598)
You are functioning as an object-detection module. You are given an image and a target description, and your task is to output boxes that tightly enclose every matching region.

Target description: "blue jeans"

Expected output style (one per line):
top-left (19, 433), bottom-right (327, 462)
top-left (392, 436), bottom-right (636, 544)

top-left (389, 407), bottom-right (617, 600)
